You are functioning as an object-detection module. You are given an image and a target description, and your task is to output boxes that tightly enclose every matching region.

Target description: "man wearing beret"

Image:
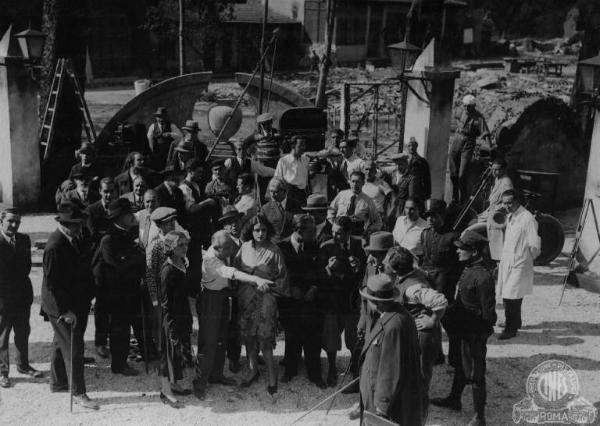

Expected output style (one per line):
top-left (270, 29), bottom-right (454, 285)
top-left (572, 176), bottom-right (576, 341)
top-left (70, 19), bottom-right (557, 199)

top-left (432, 231), bottom-right (496, 426)
top-left (42, 202), bottom-right (97, 409)
top-left (93, 199), bottom-right (146, 376)
top-left (0, 208), bottom-right (42, 388)
top-left (358, 274), bottom-right (422, 425)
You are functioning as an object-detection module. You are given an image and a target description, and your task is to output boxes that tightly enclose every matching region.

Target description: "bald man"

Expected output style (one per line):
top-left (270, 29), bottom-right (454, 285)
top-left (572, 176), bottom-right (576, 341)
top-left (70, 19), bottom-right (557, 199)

top-left (194, 231), bottom-right (274, 400)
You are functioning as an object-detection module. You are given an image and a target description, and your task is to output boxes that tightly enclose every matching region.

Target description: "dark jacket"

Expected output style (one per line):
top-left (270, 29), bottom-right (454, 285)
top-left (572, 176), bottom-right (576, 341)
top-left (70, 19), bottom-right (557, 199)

top-left (160, 262), bottom-right (193, 345)
top-left (60, 188), bottom-right (100, 210)
top-left (154, 182), bottom-right (187, 225)
top-left (260, 198), bottom-right (302, 243)
top-left (277, 238), bottom-right (320, 300)
top-left (359, 303), bottom-right (423, 425)
top-left (0, 233), bottom-right (33, 314)
top-left (121, 192), bottom-right (145, 213)
top-left (318, 236), bottom-right (366, 313)
top-left (444, 259), bottom-right (497, 337)
top-left (114, 168), bottom-right (155, 196)
top-left (86, 200), bottom-right (111, 244)
top-left (41, 229), bottom-right (95, 318)
top-left (408, 155), bottom-right (431, 200)
top-left (92, 225), bottom-right (145, 305)
top-left (68, 162), bottom-right (103, 184)
top-left (421, 226), bottom-right (462, 303)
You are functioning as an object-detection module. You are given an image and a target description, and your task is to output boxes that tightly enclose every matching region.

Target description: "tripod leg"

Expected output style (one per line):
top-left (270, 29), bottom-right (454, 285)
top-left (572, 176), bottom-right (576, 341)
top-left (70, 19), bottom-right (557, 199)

top-left (70, 323), bottom-right (74, 413)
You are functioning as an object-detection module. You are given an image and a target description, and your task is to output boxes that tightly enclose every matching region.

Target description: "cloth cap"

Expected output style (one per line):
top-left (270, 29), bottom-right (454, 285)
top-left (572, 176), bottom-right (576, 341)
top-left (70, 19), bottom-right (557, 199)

top-left (454, 230), bottom-right (488, 250)
top-left (55, 201), bottom-right (87, 224)
top-left (150, 207), bottom-right (178, 224)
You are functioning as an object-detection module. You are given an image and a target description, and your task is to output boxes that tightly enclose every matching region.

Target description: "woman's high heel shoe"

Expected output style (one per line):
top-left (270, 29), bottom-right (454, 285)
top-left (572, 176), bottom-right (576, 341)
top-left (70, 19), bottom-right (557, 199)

top-left (240, 371), bottom-right (260, 388)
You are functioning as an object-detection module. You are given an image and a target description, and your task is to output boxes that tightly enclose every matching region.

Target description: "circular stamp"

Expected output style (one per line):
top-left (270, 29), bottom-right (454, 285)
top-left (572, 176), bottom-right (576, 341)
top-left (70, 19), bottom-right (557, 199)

top-left (526, 360), bottom-right (579, 410)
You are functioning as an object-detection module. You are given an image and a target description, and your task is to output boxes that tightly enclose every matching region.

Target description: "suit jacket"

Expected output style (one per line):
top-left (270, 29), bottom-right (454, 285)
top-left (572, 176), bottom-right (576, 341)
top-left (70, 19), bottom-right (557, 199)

top-left (359, 303), bottom-right (423, 425)
top-left (114, 167), bottom-right (156, 196)
top-left (86, 200), bottom-right (111, 244)
top-left (41, 229), bottom-right (95, 318)
top-left (60, 188), bottom-right (100, 209)
top-left (0, 233), bottom-right (33, 314)
top-left (277, 238), bottom-right (320, 299)
top-left (260, 198), bottom-right (302, 243)
top-left (68, 162), bottom-right (103, 184)
top-left (154, 182), bottom-right (187, 225)
top-left (318, 236), bottom-right (366, 313)
top-left (121, 192), bottom-right (145, 213)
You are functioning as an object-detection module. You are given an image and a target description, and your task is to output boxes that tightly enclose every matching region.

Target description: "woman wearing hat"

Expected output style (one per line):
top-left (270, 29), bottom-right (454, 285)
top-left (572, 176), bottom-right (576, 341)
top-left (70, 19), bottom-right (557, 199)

top-left (359, 274), bottom-right (423, 425)
top-left (147, 107), bottom-right (182, 171)
top-left (234, 215), bottom-right (288, 394)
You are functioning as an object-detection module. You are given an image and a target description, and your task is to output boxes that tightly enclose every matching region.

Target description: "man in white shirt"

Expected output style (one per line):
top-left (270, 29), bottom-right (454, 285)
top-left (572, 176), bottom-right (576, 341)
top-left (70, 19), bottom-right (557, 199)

top-left (339, 139), bottom-right (364, 184)
top-left (392, 197), bottom-right (428, 261)
top-left (146, 107), bottom-right (182, 170)
top-left (361, 160), bottom-right (392, 215)
top-left (274, 136), bottom-right (310, 205)
top-left (328, 171), bottom-right (382, 236)
top-left (194, 231), bottom-right (274, 400)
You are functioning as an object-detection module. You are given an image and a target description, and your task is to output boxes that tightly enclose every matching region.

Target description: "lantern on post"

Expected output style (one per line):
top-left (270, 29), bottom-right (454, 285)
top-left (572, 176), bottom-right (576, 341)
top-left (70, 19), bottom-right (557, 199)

top-left (14, 28), bottom-right (46, 61)
top-left (387, 41), bottom-right (421, 73)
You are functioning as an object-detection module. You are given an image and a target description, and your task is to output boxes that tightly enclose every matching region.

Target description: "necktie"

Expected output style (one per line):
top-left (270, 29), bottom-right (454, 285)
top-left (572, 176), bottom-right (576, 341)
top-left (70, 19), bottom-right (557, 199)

top-left (341, 160), bottom-right (349, 181)
top-left (9, 236), bottom-right (15, 248)
top-left (298, 242), bottom-right (304, 253)
top-left (278, 202), bottom-right (285, 217)
top-left (346, 194), bottom-right (357, 216)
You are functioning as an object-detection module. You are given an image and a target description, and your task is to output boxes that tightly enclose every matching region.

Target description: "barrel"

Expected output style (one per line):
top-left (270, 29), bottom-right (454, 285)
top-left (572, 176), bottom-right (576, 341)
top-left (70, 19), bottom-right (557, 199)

top-left (134, 79), bottom-right (150, 96)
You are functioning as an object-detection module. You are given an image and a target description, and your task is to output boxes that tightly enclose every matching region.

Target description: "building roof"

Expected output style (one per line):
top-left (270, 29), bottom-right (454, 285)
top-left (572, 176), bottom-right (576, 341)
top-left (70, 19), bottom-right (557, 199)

top-left (224, 3), bottom-right (299, 25)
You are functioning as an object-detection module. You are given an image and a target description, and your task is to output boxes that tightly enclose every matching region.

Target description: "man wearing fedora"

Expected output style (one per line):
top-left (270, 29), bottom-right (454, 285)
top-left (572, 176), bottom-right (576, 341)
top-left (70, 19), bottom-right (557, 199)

top-left (60, 172), bottom-right (100, 209)
top-left (155, 165), bottom-right (187, 225)
top-left (406, 137), bottom-right (431, 200)
top-left (432, 231), bottom-right (496, 426)
top-left (301, 193), bottom-right (331, 246)
top-left (42, 202), bottom-right (98, 409)
top-left (358, 274), bottom-right (423, 425)
top-left (182, 120), bottom-right (208, 163)
top-left (68, 142), bottom-right (102, 190)
top-left (318, 215), bottom-right (366, 388)
top-left (93, 199), bottom-right (146, 376)
top-left (167, 139), bottom-right (196, 180)
top-left (0, 208), bottom-right (42, 388)
top-left (277, 214), bottom-right (326, 388)
top-left (147, 107), bottom-right (182, 171)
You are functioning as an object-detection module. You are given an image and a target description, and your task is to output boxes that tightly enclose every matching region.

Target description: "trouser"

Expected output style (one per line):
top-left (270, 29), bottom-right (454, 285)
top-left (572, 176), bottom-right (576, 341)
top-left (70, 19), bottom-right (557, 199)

top-left (94, 295), bottom-right (109, 347)
top-left (196, 289), bottom-right (231, 384)
top-left (449, 139), bottom-right (474, 205)
top-left (322, 311), bottom-right (360, 376)
top-left (281, 298), bottom-right (322, 381)
top-left (448, 333), bottom-right (489, 419)
top-left (131, 287), bottom-right (156, 356)
top-left (419, 326), bottom-right (441, 420)
top-left (108, 296), bottom-right (139, 371)
top-left (226, 294), bottom-right (241, 364)
top-left (49, 308), bottom-right (89, 395)
top-left (503, 298), bottom-right (523, 333)
top-left (0, 308), bottom-right (31, 375)
top-left (187, 236), bottom-right (204, 287)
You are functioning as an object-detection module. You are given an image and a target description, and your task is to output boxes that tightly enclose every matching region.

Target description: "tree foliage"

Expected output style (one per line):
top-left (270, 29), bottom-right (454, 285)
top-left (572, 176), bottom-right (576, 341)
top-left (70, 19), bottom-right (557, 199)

top-left (144, 0), bottom-right (233, 69)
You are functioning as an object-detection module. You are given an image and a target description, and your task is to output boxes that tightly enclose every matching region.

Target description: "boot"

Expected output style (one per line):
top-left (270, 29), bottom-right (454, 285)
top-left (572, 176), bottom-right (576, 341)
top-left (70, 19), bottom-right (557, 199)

top-left (471, 385), bottom-right (487, 425)
top-left (192, 379), bottom-right (206, 400)
top-left (430, 375), bottom-right (464, 411)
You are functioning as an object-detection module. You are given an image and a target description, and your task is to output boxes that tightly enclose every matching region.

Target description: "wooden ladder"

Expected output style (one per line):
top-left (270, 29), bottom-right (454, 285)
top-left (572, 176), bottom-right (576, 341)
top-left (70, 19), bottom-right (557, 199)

top-left (39, 57), bottom-right (96, 160)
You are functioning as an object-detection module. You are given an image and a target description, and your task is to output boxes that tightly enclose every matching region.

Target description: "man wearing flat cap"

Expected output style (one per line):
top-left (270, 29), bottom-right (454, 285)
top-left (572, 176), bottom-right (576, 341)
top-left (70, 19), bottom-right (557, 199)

top-left (92, 199), bottom-right (146, 376)
top-left (449, 95), bottom-right (492, 204)
top-left (42, 202), bottom-right (98, 409)
top-left (358, 274), bottom-right (423, 425)
top-left (432, 231), bottom-right (496, 426)
top-left (147, 107), bottom-right (182, 171)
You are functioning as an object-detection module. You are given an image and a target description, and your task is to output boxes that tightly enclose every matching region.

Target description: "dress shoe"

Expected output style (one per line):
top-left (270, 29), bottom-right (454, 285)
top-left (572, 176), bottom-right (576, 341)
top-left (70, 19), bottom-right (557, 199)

top-left (240, 370), bottom-right (259, 388)
top-left (348, 405), bottom-right (362, 420)
top-left (171, 387), bottom-right (192, 396)
top-left (229, 360), bottom-right (242, 374)
top-left (208, 376), bottom-right (237, 386)
top-left (73, 393), bottom-right (99, 410)
top-left (467, 415), bottom-right (486, 426)
top-left (326, 369), bottom-right (337, 387)
top-left (280, 373), bottom-right (294, 384)
top-left (0, 375), bottom-right (11, 388)
top-left (112, 365), bottom-right (139, 376)
top-left (267, 384), bottom-right (278, 395)
top-left (95, 345), bottom-right (109, 358)
top-left (50, 384), bottom-right (69, 393)
top-left (17, 365), bottom-right (44, 378)
top-left (341, 380), bottom-right (359, 394)
top-left (497, 330), bottom-right (517, 340)
top-left (160, 392), bottom-right (183, 409)
top-left (430, 396), bottom-right (462, 411)
top-left (192, 379), bottom-right (206, 400)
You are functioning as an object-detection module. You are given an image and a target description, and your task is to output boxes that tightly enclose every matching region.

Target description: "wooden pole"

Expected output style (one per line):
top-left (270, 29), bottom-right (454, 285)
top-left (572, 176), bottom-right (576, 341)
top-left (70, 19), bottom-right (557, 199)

top-left (315, 0), bottom-right (337, 109)
top-left (179, 0), bottom-right (185, 76)
top-left (258, 0), bottom-right (269, 114)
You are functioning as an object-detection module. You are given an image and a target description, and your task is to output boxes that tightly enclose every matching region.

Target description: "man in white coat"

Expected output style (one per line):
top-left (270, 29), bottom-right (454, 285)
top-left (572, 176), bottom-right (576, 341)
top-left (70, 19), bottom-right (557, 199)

top-left (496, 189), bottom-right (540, 340)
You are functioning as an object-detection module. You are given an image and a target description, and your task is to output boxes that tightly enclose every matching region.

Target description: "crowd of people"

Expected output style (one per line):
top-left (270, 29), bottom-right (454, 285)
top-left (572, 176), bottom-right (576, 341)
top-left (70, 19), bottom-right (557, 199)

top-left (0, 103), bottom-right (542, 426)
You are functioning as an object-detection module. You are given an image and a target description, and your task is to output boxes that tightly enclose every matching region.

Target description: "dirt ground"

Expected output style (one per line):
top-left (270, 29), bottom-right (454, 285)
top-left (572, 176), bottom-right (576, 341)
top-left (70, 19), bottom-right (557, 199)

top-left (0, 209), bottom-right (599, 425)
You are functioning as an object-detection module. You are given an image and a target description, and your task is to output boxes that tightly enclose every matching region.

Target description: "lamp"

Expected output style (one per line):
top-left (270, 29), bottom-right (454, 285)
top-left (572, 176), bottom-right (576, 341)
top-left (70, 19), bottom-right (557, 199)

top-left (14, 28), bottom-right (46, 61)
top-left (577, 54), bottom-right (600, 111)
top-left (387, 40), bottom-right (422, 73)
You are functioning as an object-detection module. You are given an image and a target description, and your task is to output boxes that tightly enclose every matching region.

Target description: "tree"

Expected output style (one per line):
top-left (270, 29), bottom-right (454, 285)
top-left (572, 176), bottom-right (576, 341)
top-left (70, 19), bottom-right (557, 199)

top-left (145, 0), bottom-right (233, 71)
top-left (315, 0), bottom-right (337, 109)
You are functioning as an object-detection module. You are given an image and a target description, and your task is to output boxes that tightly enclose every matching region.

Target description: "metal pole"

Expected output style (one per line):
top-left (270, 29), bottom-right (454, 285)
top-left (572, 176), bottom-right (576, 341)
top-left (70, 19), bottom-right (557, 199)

top-left (179, 0), bottom-right (185, 76)
top-left (341, 83), bottom-right (350, 137)
top-left (291, 377), bottom-right (360, 424)
top-left (258, 0), bottom-right (269, 114)
top-left (372, 85), bottom-right (379, 160)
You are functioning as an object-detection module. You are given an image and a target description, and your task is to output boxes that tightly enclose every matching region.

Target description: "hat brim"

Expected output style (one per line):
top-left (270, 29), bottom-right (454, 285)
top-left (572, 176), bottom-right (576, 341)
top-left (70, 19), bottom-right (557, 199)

top-left (359, 287), bottom-right (399, 302)
top-left (174, 147), bottom-right (193, 153)
top-left (55, 216), bottom-right (86, 224)
top-left (153, 214), bottom-right (178, 224)
top-left (364, 245), bottom-right (393, 252)
top-left (453, 240), bottom-right (471, 250)
top-left (218, 213), bottom-right (244, 223)
top-left (301, 205), bottom-right (328, 211)
top-left (182, 126), bottom-right (199, 132)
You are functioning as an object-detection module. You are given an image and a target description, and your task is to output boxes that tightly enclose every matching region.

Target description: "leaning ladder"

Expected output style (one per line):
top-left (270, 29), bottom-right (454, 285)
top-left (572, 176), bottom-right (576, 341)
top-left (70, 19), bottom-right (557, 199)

top-left (39, 57), bottom-right (96, 160)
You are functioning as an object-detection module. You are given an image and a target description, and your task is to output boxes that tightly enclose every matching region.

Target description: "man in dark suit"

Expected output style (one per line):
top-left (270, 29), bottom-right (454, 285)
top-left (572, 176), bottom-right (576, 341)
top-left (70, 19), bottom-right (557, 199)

top-left (318, 215), bottom-right (366, 388)
top-left (358, 274), bottom-right (423, 425)
top-left (42, 203), bottom-right (98, 409)
top-left (260, 177), bottom-right (302, 243)
top-left (120, 175), bottom-right (147, 213)
top-left (277, 215), bottom-right (326, 389)
top-left (154, 166), bottom-right (187, 226)
top-left (302, 193), bottom-right (332, 246)
top-left (60, 173), bottom-right (100, 209)
top-left (93, 199), bottom-right (146, 376)
top-left (0, 208), bottom-right (42, 388)
top-left (114, 152), bottom-right (155, 196)
top-left (86, 177), bottom-right (116, 358)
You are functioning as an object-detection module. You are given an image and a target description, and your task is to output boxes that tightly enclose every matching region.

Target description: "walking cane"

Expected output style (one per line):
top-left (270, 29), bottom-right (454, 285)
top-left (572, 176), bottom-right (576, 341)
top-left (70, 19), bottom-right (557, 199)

top-left (325, 337), bottom-right (362, 415)
top-left (69, 321), bottom-right (74, 413)
top-left (291, 377), bottom-right (360, 424)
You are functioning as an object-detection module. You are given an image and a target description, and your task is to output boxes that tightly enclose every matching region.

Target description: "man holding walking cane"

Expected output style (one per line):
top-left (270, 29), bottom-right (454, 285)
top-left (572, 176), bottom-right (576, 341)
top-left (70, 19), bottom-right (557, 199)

top-left (42, 202), bottom-right (98, 410)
